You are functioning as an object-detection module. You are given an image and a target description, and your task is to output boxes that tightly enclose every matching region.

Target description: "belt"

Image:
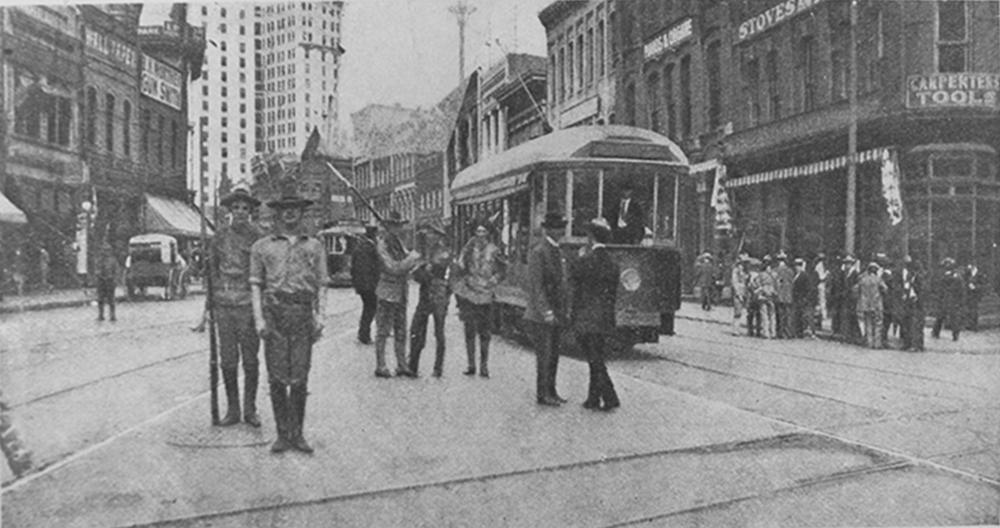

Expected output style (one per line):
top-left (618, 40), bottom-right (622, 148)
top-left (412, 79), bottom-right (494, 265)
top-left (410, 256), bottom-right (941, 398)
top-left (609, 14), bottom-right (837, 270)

top-left (267, 291), bottom-right (315, 305)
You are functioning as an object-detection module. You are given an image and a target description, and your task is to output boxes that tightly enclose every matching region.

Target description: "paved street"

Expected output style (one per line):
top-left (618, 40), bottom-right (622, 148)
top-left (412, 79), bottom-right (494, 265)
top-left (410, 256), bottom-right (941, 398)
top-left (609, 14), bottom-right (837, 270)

top-left (1, 288), bottom-right (998, 526)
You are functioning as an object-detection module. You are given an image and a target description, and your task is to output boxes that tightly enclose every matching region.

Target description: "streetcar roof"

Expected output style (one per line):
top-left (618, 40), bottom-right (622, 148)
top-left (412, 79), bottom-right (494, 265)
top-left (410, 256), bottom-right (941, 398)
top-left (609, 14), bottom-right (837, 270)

top-left (317, 224), bottom-right (367, 236)
top-left (450, 125), bottom-right (689, 202)
top-left (128, 233), bottom-right (177, 246)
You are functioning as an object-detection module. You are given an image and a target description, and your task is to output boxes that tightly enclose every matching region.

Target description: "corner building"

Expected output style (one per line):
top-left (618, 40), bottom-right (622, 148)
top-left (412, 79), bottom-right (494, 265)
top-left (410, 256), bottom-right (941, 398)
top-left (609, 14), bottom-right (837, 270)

top-left (615, 0), bottom-right (1000, 290)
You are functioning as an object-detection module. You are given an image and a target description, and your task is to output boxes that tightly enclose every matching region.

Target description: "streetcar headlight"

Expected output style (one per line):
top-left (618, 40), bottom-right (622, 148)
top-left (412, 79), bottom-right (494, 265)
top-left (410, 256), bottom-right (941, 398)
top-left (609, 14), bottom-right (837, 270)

top-left (620, 268), bottom-right (641, 291)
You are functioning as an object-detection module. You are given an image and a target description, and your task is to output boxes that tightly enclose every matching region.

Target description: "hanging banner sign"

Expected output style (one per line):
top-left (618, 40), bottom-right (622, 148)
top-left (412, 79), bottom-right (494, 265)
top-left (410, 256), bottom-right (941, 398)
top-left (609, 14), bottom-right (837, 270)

top-left (711, 164), bottom-right (733, 231)
top-left (140, 54), bottom-right (183, 110)
top-left (643, 18), bottom-right (693, 61)
top-left (880, 150), bottom-right (903, 226)
top-left (906, 73), bottom-right (1000, 108)
top-left (737, 0), bottom-right (830, 43)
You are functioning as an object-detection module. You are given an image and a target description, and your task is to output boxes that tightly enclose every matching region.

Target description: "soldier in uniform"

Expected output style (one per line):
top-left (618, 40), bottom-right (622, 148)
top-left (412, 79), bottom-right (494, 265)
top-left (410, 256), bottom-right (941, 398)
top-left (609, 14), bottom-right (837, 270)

top-left (408, 222), bottom-right (452, 377)
top-left (210, 188), bottom-right (265, 427)
top-left (569, 218), bottom-right (620, 411)
top-left (373, 211), bottom-right (422, 378)
top-left (250, 186), bottom-right (326, 454)
top-left (524, 212), bottom-right (569, 406)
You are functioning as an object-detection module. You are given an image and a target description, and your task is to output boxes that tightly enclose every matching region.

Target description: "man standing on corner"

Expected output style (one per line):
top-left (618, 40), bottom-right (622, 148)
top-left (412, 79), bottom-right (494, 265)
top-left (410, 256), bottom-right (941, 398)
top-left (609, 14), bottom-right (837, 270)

top-left (351, 225), bottom-right (379, 344)
top-left (569, 218), bottom-right (620, 411)
top-left (95, 240), bottom-right (119, 322)
top-left (250, 185), bottom-right (326, 454)
top-left (524, 212), bottom-right (569, 407)
top-left (209, 187), bottom-right (265, 427)
top-left (373, 211), bottom-right (422, 378)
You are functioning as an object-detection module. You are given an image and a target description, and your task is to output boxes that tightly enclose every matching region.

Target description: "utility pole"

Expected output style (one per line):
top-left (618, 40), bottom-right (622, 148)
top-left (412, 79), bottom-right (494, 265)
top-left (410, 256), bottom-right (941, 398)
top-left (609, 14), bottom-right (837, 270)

top-left (448, 1), bottom-right (476, 83)
top-left (845, 0), bottom-right (858, 256)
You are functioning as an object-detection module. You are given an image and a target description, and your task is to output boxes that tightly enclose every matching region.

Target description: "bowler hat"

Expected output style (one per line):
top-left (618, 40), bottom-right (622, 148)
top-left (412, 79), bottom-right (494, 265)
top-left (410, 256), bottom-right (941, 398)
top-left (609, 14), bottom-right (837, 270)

top-left (220, 187), bottom-right (261, 208)
top-left (540, 212), bottom-right (567, 229)
top-left (383, 210), bottom-right (408, 226)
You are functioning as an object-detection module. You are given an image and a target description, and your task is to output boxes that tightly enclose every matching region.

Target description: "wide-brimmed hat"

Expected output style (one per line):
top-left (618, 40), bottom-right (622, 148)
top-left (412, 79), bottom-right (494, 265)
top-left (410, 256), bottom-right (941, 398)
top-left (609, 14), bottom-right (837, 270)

top-left (220, 187), bottom-right (260, 208)
top-left (793, 257), bottom-right (806, 265)
top-left (266, 181), bottom-right (313, 209)
top-left (775, 251), bottom-right (788, 261)
top-left (540, 212), bottom-right (567, 229)
top-left (738, 253), bottom-right (751, 262)
top-left (867, 262), bottom-right (880, 272)
top-left (940, 257), bottom-right (956, 268)
top-left (383, 210), bottom-right (408, 226)
top-left (842, 254), bottom-right (856, 263)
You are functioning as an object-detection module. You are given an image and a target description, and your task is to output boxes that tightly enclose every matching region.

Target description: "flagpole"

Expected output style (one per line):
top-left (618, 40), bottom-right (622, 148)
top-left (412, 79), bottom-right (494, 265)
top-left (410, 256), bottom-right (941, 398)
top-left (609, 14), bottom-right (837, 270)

top-left (845, 0), bottom-right (858, 256)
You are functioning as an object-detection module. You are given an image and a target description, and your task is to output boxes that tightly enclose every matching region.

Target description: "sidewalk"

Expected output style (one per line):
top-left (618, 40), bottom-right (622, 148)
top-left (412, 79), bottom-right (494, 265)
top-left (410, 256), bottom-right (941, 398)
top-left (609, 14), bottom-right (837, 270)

top-left (0, 284), bottom-right (205, 315)
top-left (674, 300), bottom-right (1000, 355)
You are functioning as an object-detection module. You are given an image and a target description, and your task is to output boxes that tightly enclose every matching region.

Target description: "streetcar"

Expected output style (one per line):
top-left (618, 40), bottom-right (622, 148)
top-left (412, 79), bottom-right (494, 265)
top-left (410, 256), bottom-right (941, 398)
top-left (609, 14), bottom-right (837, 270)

top-left (317, 221), bottom-right (367, 287)
top-left (449, 125), bottom-right (691, 348)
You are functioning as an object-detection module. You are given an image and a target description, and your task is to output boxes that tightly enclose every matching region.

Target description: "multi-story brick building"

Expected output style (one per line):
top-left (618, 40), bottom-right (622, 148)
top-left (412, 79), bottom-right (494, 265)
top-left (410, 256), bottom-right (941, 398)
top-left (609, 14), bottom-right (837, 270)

top-left (611, 0), bottom-right (999, 294)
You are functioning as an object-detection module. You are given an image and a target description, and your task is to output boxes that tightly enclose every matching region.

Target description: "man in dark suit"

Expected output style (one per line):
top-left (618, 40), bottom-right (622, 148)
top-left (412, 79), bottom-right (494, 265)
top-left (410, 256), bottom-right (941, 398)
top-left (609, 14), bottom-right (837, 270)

top-left (791, 257), bottom-right (817, 338)
top-left (610, 185), bottom-right (645, 245)
top-left (351, 225), bottom-right (379, 344)
top-left (898, 256), bottom-right (924, 351)
top-left (569, 218), bottom-right (620, 411)
top-left (523, 212), bottom-right (569, 406)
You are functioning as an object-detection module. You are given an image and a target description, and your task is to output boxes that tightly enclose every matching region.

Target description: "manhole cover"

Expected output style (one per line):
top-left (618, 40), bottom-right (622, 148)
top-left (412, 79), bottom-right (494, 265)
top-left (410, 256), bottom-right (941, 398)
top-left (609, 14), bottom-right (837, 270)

top-left (164, 423), bottom-right (270, 448)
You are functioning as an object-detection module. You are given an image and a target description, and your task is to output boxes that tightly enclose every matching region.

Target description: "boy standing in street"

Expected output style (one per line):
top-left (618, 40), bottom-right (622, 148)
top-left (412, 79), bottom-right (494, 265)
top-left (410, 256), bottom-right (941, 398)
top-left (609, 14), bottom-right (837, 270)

top-left (373, 211), bottom-right (422, 378)
top-left (408, 223), bottom-right (452, 377)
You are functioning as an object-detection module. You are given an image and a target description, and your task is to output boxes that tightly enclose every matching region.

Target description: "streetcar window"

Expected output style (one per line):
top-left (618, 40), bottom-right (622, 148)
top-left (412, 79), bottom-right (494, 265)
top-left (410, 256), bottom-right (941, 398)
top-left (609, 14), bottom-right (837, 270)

top-left (544, 171), bottom-right (567, 219)
top-left (570, 169), bottom-right (600, 237)
top-left (657, 172), bottom-right (677, 239)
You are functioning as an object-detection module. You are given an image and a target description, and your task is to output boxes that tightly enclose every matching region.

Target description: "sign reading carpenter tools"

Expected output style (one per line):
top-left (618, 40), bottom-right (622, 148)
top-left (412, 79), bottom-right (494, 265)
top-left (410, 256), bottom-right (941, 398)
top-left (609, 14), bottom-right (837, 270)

top-left (737, 0), bottom-right (829, 43)
top-left (907, 73), bottom-right (1000, 109)
top-left (140, 54), bottom-right (183, 110)
top-left (643, 18), bottom-right (693, 60)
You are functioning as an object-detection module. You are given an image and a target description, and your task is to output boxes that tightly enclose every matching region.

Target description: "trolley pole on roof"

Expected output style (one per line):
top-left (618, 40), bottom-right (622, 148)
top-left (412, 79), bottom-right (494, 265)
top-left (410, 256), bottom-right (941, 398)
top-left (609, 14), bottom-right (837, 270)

top-left (845, 0), bottom-right (859, 256)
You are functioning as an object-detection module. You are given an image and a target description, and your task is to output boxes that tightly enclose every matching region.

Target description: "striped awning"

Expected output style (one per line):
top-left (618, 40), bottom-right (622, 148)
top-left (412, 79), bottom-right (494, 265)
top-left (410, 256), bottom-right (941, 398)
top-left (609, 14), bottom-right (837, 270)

top-left (726, 148), bottom-right (890, 188)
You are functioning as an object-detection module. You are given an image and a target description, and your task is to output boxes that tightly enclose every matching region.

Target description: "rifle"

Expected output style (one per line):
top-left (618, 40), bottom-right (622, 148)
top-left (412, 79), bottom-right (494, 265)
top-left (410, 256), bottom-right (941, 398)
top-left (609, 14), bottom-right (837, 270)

top-left (323, 161), bottom-right (385, 228)
top-left (205, 247), bottom-right (220, 425)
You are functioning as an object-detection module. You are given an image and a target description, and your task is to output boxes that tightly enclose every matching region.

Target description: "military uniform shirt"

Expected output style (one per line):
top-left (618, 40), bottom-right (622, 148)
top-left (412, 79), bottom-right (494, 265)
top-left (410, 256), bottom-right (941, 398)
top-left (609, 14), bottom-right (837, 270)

top-left (249, 234), bottom-right (325, 297)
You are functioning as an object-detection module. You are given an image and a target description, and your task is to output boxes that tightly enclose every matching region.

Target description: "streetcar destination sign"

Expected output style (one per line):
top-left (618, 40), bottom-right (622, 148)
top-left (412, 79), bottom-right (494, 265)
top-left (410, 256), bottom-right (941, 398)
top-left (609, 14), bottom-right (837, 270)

top-left (907, 73), bottom-right (1000, 109)
top-left (737, 0), bottom-right (830, 43)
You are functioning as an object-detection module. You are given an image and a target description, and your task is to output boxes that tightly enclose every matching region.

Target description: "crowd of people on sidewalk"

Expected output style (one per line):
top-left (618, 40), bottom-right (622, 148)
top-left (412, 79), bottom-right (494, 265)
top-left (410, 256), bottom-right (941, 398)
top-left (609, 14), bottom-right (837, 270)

top-left (722, 250), bottom-right (987, 350)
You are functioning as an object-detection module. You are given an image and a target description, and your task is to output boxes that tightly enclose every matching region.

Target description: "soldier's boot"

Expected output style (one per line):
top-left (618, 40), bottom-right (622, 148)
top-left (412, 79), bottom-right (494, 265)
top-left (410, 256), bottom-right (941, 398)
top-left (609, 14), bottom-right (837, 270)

top-left (394, 336), bottom-right (415, 377)
top-left (463, 325), bottom-right (476, 375)
top-left (109, 303), bottom-right (116, 322)
top-left (374, 335), bottom-right (392, 377)
top-left (243, 368), bottom-right (261, 427)
top-left (479, 337), bottom-right (490, 378)
top-left (97, 303), bottom-right (105, 322)
top-left (269, 382), bottom-right (291, 453)
top-left (289, 384), bottom-right (313, 454)
top-left (219, 368), bottom-right (241, 426)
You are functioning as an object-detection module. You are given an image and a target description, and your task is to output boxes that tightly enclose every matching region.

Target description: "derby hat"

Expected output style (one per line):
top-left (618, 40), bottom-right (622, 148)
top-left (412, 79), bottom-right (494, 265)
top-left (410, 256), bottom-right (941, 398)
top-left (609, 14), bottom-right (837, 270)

top-left (540, 212), bottom-right (567, 229)
top-left (220, 187), bottom-right (261, 208)
top-left (383, 210), bottom-right (409, 226)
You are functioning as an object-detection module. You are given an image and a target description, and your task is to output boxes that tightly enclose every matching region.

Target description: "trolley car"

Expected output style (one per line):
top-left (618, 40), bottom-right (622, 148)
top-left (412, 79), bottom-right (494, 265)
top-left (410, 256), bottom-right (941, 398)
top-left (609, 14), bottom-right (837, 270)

top-left (449, 125), bottom-right (690, 347)
top-left (318, 221), bottom-right (367, 287)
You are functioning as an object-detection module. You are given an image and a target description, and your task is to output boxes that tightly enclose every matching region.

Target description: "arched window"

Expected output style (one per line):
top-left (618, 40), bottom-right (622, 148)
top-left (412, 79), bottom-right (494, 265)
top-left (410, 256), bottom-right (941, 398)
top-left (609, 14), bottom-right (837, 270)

top-left (122, 100), bottom-right (132, 157)
top-left (104, 93), bottom-right (115, 152)
top-left (86, 87), bottom-right (97, 146)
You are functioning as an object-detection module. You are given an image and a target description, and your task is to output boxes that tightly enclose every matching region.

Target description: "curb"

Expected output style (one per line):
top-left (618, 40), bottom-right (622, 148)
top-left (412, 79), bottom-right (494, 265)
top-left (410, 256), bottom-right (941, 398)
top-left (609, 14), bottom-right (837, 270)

top-left (0, 291), bottom-right (205, 315)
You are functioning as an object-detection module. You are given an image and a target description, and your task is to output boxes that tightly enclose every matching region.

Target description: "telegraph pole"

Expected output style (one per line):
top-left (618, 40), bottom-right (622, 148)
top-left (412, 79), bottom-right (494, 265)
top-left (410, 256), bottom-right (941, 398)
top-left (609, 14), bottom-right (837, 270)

top-left (845, 0), bottom-right (858, 256)
top-left (448, 1), bottom-right (476, 83)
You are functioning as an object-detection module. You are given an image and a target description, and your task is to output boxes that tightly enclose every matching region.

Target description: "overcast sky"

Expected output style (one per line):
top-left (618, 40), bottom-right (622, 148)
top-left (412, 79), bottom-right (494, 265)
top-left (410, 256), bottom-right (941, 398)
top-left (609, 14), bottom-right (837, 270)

top-left (140, 0), bottom-right (550, 117)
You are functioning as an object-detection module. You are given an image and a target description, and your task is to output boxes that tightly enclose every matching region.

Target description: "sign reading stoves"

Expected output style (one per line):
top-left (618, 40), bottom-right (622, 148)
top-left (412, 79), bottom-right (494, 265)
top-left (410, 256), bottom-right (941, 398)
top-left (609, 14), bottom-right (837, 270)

top-left (907, 73), bottom-right (1000, 109)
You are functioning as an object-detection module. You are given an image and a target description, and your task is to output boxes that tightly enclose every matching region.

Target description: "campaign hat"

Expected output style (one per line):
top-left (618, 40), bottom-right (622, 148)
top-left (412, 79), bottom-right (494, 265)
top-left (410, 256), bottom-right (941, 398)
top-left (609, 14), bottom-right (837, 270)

top-left (266, 179), bottom-right (313, 209)
top-left (220, 187), bottom-right (261, 208)
top-left (540, 212), bottom-right (567, 229)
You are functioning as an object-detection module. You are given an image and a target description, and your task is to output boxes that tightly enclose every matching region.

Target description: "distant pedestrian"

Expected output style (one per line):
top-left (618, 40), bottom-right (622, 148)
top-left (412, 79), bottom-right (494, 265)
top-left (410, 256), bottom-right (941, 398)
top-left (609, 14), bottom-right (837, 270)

top-left (791, 257), bottom-right (817, 338)
top-left (877, 254), bottom-right (899, 344)
top-left (841, 255), bottom-right (863, 344)
top-left (95, 241), bottom-right (119, 322)
top-left (569, 218), bottom-right (620, 412)
top-left (695, 253), bottom-right (715, 311)
top-left (931, 258), bottom-right (964, 342)
top-left (11, 247), bottom-right (26, 296)
top-left (963, 264), bottom-right (984, 331)
top-left (731, 254), bottom-right (750, 336)
top-left (754, 255), bottom-right (777, 339)
top-left (745, 259), bottom-right (763, 337)
top-left (773, 252), bottom-right (795, 338)
top-left (373, 211), bottom-right (422, 378)
top-left (408, 223), bottom-right (452, 378)
top-left (38, 247), bottom-right (51, 292)
top-left (828, 254), bottom-right (846, 336)
top-left (208, 188), bottom-right (265, 428)
top-left (350, 225), bottom-right (379, 344)
top-left (525, 212), bottom-right (569, 406)
top-left (898, 256), bottom-right (924, 352)
top-left (250, 185), bottom-right (326, 454)
top-left (856, 262), bottom-right (887, 349)
top-left (453, 219), bottom-right (503, 378)
top-left (814, 253), bottom-right (829, 329)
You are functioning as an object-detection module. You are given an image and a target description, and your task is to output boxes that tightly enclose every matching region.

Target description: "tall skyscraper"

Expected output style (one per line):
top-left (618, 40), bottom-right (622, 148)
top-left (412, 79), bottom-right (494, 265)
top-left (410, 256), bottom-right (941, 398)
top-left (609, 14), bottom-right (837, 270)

top-left (185, 2), bottom-right (344, 205)
top-left (255, 2), bottom-right (345, 156)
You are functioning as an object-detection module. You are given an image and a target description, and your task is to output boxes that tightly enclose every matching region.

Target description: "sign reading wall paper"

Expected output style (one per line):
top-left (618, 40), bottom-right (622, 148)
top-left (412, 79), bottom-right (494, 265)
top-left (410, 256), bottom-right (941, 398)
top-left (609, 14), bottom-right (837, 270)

top-left (907, 73), bottom-right (1000, 109)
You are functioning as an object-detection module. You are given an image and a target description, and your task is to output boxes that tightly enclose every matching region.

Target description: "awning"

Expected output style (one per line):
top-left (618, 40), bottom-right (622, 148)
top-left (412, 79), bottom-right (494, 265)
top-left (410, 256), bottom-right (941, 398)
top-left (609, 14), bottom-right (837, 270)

top-left (0, 192), bottom-right (28, 224)
top-left (726, 148), bottom-right (889, 188)
top-left (144, 194), bottom-right (211, 237)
